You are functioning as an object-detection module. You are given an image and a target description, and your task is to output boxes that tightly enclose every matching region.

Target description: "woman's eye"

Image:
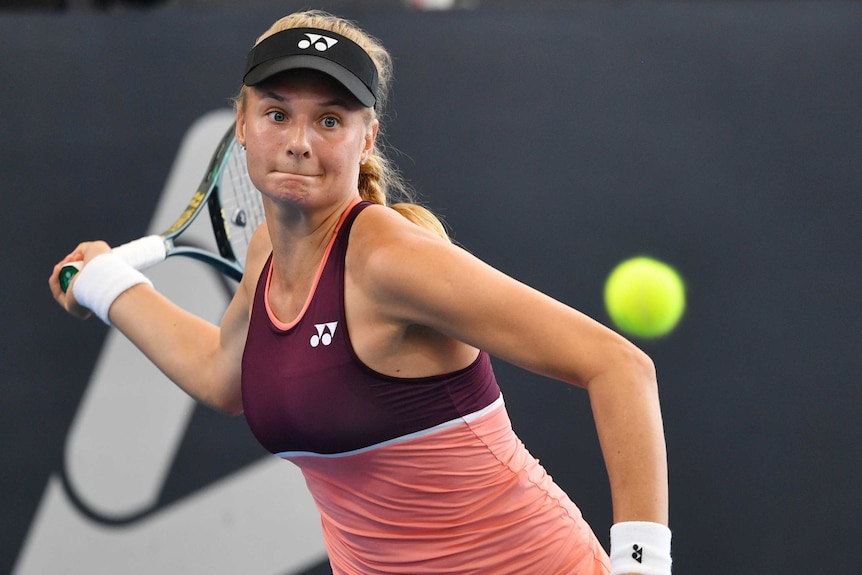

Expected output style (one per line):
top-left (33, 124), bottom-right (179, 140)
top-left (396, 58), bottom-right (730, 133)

top-left (267, 111), bottom-right (285, 122)
top-left (322, 116), bottom-right (339, 128)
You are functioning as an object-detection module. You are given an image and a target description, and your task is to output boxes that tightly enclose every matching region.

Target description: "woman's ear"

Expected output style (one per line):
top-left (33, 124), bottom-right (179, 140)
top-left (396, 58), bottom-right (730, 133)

top-left (362, 118), bottom-right (379, 163)
top-left (235, 109), bottom-right (246, 148)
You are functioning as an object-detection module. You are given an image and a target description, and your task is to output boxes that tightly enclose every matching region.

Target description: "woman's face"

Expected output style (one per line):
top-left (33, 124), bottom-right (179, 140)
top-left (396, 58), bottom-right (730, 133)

top-left (237, 69), bottom-right (377, 208)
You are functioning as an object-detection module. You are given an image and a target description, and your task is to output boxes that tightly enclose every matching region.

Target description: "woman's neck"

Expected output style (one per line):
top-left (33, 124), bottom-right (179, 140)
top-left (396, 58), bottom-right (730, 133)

top-left (265, 194), bottom-right (360, 289)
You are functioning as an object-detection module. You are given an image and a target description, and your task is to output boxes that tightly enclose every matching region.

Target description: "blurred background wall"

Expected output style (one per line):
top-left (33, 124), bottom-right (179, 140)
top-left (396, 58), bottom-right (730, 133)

top-left (2, 1), bottom-right (860, 573)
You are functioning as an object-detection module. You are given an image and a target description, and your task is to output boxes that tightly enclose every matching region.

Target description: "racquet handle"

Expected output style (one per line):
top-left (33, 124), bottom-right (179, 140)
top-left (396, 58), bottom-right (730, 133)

top-left (59, 235), bottom-right (168, 293)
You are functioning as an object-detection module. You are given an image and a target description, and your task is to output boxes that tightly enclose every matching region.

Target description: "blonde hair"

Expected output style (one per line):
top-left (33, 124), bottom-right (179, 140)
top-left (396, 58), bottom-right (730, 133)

top-left (235, 10), bottom-right (449, 241)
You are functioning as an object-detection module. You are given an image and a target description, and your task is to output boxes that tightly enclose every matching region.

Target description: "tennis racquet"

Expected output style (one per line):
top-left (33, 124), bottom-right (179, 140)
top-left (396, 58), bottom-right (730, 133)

top-left (60, 122), bottom-right (264, 292)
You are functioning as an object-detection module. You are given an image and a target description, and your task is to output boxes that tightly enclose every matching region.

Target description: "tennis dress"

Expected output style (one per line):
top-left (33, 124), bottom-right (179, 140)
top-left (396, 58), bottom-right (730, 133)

top-left (241, 200), bottom-right (610, 574)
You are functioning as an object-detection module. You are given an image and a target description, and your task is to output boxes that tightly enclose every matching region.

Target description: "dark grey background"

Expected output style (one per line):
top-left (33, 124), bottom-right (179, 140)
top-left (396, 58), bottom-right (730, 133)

top-left (2, 2), bottom-right (861, 573)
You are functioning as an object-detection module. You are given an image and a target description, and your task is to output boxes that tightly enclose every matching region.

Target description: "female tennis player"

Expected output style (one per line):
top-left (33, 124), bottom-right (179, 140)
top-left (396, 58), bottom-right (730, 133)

top-left (50, 10), bottom-right (671, 575)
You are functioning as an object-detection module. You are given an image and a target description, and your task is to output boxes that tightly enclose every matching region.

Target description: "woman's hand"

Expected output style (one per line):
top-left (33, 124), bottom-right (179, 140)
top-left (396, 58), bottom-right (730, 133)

top-left (48, 240), bottom-right (112, 319)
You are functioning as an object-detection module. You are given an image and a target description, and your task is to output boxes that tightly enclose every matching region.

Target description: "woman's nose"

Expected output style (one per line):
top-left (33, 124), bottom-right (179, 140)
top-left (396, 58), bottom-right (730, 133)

top-left (285, 120), bottom-right (311, 158)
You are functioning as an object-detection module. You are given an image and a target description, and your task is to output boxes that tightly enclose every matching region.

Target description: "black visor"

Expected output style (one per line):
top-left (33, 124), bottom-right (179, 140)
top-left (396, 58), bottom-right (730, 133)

top-left (243, 27), bottom-right (379, 108)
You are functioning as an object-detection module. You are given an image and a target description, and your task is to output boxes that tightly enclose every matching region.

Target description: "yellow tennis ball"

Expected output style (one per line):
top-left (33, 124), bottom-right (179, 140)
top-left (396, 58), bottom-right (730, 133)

top-left (604, 256), bottom-right (686, 339)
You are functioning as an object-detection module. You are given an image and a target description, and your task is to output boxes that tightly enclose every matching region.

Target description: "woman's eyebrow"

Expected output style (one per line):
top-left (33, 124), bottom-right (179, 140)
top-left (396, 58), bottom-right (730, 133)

top-left (259, 91), bottom-right (356, 110)
top-left (260, 89), bottom-right (286, 102)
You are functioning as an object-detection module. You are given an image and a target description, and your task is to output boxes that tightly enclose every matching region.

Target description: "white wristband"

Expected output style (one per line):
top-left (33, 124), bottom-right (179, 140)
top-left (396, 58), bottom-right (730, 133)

top-left (610, 521), bottom-right (672, 575)
top-left (72, 253), bottom-right (153, 325)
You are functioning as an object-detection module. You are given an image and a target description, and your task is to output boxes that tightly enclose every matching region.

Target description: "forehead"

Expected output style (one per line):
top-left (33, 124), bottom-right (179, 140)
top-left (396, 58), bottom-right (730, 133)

top-left (252, 69), bottom-right (363, 109)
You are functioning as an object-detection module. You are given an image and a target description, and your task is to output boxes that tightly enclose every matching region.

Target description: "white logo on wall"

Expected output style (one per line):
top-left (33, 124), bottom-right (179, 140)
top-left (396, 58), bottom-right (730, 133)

top-left (13, 111), bottom-right (326, 575)
top-left (299, 33), bottom-right (338, 51)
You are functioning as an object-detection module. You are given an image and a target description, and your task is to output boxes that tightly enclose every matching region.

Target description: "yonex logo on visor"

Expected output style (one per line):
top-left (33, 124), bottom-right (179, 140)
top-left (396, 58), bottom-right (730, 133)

top-left (243, 27), bottom-right (379, 108)
top-left (299, 33), bottom-right (338, 51)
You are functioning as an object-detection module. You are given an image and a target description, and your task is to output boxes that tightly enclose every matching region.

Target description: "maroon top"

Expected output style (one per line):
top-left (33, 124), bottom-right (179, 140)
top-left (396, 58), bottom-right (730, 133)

top-left (241, 201), bottom-right (501, 455)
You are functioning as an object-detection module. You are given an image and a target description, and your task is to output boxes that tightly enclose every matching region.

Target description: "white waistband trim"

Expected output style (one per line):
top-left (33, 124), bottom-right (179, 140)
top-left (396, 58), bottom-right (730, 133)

top-left (276, 394), bottom-right (504, 460)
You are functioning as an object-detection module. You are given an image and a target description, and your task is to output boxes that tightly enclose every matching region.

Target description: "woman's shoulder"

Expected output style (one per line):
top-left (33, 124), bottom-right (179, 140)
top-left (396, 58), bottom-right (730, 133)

top-left (347, 203), bottom-right (460, 299)
top-left (351, 203), bottom-right (448, 261)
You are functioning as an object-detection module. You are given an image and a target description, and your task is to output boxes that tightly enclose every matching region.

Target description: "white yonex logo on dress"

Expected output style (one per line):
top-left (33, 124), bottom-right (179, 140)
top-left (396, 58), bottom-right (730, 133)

top-left (298, 33), bottom-right (338, 52)
top-left (310, 322), bottom-right (338, 347)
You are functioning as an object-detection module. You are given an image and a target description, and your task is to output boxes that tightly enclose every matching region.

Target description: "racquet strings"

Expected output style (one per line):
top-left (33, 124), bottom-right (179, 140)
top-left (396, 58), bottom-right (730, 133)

top-left (218, 143), bottom-right (265, 269)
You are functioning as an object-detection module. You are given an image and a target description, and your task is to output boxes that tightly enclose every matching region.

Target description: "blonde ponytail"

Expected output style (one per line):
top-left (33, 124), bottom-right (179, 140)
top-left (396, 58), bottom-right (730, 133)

top-left (390, 203), bottom-right (449, 240)
top-left (359, 148), bottom-right (449, 241)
